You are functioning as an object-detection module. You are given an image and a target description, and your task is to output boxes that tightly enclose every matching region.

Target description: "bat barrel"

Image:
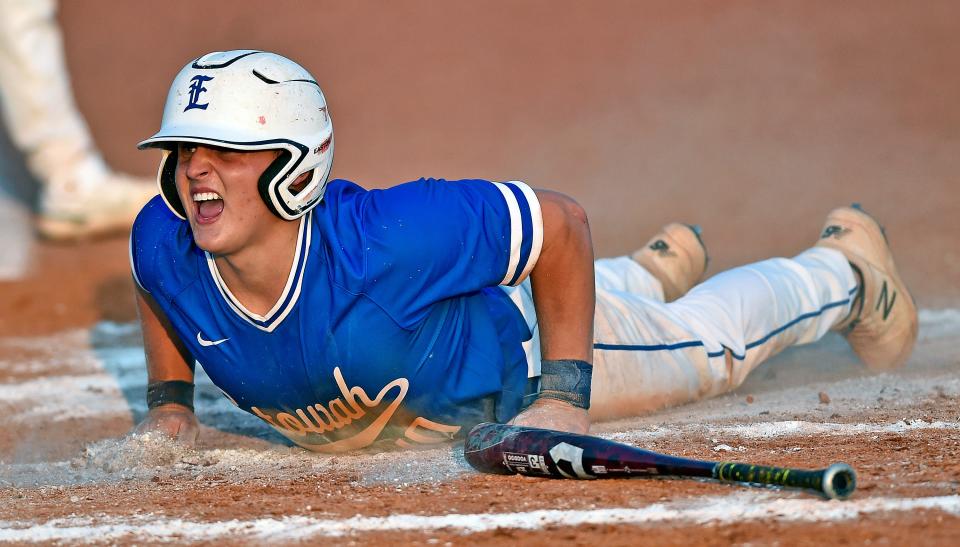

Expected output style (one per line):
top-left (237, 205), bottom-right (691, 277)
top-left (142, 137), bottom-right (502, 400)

top-left (465, 422), bottom-right (717, 478)
top-left (712, 461), bottom-right (856, 500)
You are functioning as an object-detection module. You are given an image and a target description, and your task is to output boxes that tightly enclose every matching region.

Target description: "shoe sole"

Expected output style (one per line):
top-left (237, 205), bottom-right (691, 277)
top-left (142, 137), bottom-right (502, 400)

top-left (36, 216), bottom-right (134, 242)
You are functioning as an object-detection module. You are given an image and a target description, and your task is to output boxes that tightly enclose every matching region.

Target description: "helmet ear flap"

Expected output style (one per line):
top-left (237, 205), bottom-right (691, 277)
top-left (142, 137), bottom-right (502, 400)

top-left (257, 150), bottom-right (293, 219)
top-left (158, 150), bottom-right (187, 219)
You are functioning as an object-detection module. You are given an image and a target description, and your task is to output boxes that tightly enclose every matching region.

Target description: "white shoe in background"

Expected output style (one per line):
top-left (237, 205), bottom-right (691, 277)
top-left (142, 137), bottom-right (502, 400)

top-left (37, 163), bottom-right (155, 241)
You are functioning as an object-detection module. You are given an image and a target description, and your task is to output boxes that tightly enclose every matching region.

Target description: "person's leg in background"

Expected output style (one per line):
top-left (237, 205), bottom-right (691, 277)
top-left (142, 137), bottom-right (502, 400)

top-left (0, 0), bottom-right (154, 241)
top-left (0, 113), bottom-right (34, 279)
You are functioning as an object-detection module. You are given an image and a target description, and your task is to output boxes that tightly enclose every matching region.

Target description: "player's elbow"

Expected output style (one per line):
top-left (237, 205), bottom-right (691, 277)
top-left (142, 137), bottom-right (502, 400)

top-left (535, 189), bottom-right (591, 247)
top-left (537, 189), bottom-right (589, 226)
top-left (565, 197), bottom-right (590, 228)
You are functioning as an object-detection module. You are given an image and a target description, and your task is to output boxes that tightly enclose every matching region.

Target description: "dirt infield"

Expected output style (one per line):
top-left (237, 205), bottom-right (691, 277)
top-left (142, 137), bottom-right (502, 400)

top-left (1, 0), bottom-right (958, 544)
top-left (1, 303), bottom-right (959, 544)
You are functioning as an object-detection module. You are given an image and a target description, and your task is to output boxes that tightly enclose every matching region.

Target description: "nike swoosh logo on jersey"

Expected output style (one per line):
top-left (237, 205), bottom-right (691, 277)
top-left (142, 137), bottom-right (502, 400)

top-left (197, 332), bottom-right (229, 347)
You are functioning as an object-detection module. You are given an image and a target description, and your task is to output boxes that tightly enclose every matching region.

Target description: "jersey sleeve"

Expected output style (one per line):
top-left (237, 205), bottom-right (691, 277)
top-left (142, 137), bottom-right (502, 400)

top-left (129, 195), bottom-right (197, 299)
top-left (359, 178), bottom-right (543, 326)
top-left (130, 197), bottom-right (161, 294)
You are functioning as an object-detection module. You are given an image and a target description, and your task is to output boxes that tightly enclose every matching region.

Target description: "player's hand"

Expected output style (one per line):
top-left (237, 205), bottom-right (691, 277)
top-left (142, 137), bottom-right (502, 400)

top-left (509, 397), bottom-right (590, 435)
top-left (132, 404), bottom-right (200, 447)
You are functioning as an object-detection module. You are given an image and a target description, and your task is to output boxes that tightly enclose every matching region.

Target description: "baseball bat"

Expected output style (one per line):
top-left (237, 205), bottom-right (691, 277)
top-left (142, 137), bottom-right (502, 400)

top-left (464, 422), bottom-right (856, 500)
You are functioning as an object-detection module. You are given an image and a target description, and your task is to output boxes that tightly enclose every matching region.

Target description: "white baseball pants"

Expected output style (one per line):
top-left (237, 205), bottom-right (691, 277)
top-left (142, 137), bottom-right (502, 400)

top-left (0, 0), bottom-right (113, 213)
top-left (503, 246), bottom-right (857, 420)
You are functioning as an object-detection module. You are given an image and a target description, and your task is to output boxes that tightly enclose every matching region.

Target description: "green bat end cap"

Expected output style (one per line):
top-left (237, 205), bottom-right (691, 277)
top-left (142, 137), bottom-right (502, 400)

top-left (822, 463), bottom-right (857, 500)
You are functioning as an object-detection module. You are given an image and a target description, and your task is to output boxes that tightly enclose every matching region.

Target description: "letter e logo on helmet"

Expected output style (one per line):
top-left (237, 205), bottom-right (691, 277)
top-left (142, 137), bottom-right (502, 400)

top-left (184, 75), bottom-right (214, 112)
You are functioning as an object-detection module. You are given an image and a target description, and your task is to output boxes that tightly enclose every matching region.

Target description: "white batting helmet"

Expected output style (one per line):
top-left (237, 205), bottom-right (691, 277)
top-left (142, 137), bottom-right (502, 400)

top-left (138, 50), bottom-right (334, 220)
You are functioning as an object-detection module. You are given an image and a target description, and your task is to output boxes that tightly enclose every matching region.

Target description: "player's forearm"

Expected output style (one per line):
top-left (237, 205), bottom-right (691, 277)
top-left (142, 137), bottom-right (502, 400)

top-left (511, 190), bottom-right (594, 433)
top-left (530, 190), bottom-right (595, 362)
top-left (135, 288), bottom-right (195, 384)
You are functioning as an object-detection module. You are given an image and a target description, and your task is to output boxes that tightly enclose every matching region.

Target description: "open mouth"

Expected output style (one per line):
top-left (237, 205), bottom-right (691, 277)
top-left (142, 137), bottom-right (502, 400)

top-left (193, 191), bottom-right (224, 223)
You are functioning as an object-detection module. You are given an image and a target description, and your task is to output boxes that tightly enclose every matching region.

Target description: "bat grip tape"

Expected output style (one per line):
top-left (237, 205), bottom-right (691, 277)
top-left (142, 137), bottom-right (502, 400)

top-left (538, 359), bottom-right (592, 409)
top-left (147, 380), bottom-right (195, 412)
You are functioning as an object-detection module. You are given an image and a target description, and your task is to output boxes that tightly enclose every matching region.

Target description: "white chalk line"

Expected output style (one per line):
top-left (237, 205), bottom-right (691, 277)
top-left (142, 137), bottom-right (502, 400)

top-left (0, 323), bottom-right (226, 424)
top-left (917, 308), bottom-right (960, 339)
top-left (0, 493), bottom-right (958, 543)
top-left (607, 419), bottom-right (960, 443)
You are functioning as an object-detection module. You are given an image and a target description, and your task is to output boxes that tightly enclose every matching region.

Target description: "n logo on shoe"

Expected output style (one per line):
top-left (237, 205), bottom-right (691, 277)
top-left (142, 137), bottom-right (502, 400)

top-left (876, 281), bottom-right (897, 320)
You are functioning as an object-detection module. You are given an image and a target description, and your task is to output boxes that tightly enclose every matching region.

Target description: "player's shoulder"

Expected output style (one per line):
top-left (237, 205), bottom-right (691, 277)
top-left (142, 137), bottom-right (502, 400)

top-left (364, 176), bottom-right (515, 209)
top-left (133, 193), bottom-right (178, 229)
top-left (131, 195), bottom-right (193, 251)
top-left (315, 176), bottom-right (527, 229)
top-left (320, 178), bottom-right (368, 204)
top-left (322, 176), bottom-right (505, 200)
top-left (130, 195), bottom-right (200, 297)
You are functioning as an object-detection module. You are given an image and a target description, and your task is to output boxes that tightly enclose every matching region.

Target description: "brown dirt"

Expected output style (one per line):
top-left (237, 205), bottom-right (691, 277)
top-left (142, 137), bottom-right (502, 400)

top-left (3, 404), bottom-right (959, 544)
top-left (0, 0), bottom-right (958, 544)
top-left (0, 239), bottom-right (136, 337)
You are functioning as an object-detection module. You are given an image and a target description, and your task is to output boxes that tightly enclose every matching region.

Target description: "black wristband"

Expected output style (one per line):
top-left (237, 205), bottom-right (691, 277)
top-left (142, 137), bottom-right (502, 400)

top-left (538, 359), bottom-right (593, 409)
top-left (147, 381), bottom-right (195, 412)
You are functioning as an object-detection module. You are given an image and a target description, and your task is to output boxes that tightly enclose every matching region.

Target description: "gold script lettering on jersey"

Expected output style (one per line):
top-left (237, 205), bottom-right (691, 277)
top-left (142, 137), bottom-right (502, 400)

top-left (250, 367), bottom-right (460, 452)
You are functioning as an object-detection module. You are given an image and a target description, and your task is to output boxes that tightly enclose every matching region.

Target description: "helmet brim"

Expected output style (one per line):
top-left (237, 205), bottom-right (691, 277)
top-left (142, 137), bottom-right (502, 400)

top-left (137, 126), bottom-right (303, 152)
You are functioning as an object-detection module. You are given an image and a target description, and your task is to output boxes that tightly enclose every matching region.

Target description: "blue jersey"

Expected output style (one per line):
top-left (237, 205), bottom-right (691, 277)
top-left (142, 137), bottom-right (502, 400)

top-left (130, 177), bottom-right (543, 452)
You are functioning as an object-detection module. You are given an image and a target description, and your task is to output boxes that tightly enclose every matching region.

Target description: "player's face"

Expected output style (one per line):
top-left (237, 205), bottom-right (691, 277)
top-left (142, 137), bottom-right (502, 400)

top-left (174, 144), bottom-right (287, 254)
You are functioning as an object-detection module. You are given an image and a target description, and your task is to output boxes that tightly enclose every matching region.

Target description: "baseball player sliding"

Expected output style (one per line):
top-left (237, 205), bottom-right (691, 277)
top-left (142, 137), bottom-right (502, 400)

top-left (131, 50), bottom-right (918, 452)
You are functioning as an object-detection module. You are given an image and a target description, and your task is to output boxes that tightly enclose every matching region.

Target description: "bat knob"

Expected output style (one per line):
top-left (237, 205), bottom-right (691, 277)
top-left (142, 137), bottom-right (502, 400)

top-left (821, 463), bottom-right (857, 500)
